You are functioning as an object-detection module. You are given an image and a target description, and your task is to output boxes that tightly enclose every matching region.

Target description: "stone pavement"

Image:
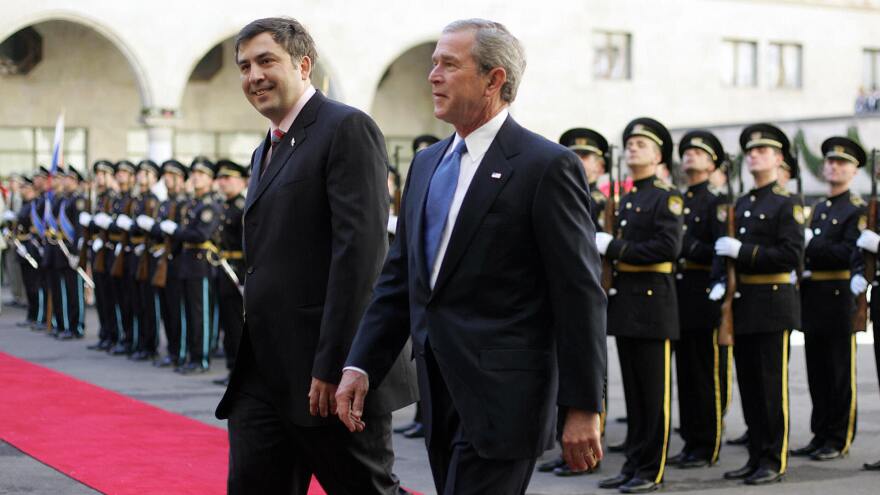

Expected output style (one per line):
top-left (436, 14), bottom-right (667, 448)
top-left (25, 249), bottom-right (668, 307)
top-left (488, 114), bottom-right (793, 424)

top-left (1, 299), bottom-right (880, 494)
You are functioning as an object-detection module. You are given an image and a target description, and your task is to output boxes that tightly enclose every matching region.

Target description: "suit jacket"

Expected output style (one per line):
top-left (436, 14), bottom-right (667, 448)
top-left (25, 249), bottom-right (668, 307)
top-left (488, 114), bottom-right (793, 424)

top-left (345, 115), bottom-right (607, 460)
top-left (216, 91), bottom-right (418, 426)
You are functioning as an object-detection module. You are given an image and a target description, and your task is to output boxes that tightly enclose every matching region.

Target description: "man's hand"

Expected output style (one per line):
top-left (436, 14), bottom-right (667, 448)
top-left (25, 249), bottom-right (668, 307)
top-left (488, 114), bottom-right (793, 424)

top-left (335, 369), bottom-right (370, 432)
top-left (561, 408), bottom-right (603, 473)
top-left (595, 232), bottom-right (613, 255)
top-left (308, 377), bottom-right (338, 418)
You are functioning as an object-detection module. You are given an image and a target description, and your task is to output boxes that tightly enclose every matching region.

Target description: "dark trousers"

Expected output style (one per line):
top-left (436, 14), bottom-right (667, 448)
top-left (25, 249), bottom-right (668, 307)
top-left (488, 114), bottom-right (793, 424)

top-left (216, 273), bottom-right (243, 370)
top-left (183, 276), bottom-right (213, 368)
top-left (227, 344), bottom-right (401, 495)
top-left (804, 331), bottom-right (857, 452)
top-left (137, 277), bottom-right (160, 354)
top-left (39, 267), bottom-right (53, 327)
top-left (20, 260), bottom-right (39, 322)
top-left (423, 346), bottom-right (536, 495)
top-left (49, 268), bottom-right (66, 333)
top-left (52, 268), bottom-right (84, 336)
top-left (93, 255), bottom-right (117, 344)
top-left (617, 336), bottom-right (672, 483)
top-left (676, 329), bottom-right (730, 463)
top-left (160, 276), bottom-right (184, 363)
top-left (733, 331), bottom-right (790, 472)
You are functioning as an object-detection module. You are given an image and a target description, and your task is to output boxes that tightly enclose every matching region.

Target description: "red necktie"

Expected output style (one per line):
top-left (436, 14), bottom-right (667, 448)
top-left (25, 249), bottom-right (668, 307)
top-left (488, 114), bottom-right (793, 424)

top-left (262, 129), bottom-right (285, 179)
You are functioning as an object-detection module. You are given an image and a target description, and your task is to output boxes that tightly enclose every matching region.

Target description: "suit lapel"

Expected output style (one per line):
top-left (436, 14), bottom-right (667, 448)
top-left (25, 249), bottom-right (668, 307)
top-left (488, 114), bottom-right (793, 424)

top-left (244, 134), bottom-right (269, 214)
top-left (410, 136), bottom-right (454, 288)
top-left (243, 92), bottom-right (325, 216)
top-left (430, 116), bottom-right (520, 298)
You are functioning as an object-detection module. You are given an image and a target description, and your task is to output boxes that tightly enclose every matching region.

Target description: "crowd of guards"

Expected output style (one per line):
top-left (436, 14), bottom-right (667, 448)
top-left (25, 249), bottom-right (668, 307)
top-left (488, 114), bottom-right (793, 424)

top-left (2, 157), bottom-right (248, 385)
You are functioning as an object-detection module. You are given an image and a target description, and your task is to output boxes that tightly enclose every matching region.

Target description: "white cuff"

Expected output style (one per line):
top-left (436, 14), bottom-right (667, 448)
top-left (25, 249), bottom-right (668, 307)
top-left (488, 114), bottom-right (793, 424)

top-left (343, 366), bottom-right (369, 380)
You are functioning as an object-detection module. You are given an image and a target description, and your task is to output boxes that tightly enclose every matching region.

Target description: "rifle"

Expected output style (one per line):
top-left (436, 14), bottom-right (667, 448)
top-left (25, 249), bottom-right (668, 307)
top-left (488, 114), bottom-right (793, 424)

top-left (854, 148), bottom-right (878, 333)
top-left (93, 194), bottom-right (112, 274)
top-left (151, 198), bottom-right (179, 289)
top-left (794, 147), bottom-right (804, 283)
top-left (718, 154), bottom-right (737, 346)
top-left (135, 198), bottom-right (158, 282)
top-left (600, 145), bottom-right (617, 293)
top-left (77, 188), bottom-right (92, 271)
top-left (109, 194), bottom-right (134, 278)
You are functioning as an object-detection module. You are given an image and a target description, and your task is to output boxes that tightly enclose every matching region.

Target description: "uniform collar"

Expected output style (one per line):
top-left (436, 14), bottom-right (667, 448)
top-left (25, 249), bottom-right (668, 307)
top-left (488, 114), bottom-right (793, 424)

top-left (633, 174), bottom-right (657, 188)
top-left (687, 180), bottom-right (709, 193)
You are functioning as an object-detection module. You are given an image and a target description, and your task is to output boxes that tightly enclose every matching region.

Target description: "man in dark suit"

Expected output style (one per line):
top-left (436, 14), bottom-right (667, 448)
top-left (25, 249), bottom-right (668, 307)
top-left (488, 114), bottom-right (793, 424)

top-left (336, 19), bottom-right (607, 495)
top-left (215, 17), bottom-right (417, 495)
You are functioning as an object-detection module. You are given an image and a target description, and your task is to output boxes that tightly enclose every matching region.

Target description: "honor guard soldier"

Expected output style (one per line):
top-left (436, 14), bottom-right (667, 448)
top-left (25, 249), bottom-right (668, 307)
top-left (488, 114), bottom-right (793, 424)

top-left (158, 157), bottom-right (220, 374)
top-left (710, 123), bottom-right (803, 485)
top-left (127, 160), bottom-right (161, 361)
top-left (138, 159), bottom-right (189, 368)
top-left (83, 160), bottom-right (118, 351)
top-left (560, 128), bottom-right (608, 227)
top-left (43, 166), bottom-right (68, 337)
top-left (595, 117), bottom-right (683, 493)
top-left (97, 160), bottom-right (137, 355)
top-left (13, 177), bottom-right (41, 326)
top-left (791, 137), bottom-right (866, 462)
top-left (30, 167), bottom-right (52, 331)
top-left (671, 131), bottom-right (730, 468)
top-left (53, 165), bottom-right (88, 339)
top-left (211, 159), bottom-right (247, 386)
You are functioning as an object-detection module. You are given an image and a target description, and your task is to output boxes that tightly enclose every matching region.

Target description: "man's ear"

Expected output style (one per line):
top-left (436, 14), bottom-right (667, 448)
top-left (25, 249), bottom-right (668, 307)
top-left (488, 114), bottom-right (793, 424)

top-left (484, 66), bottom-right (507, 98)
top-left (299, 55), bottom-right (313, 81)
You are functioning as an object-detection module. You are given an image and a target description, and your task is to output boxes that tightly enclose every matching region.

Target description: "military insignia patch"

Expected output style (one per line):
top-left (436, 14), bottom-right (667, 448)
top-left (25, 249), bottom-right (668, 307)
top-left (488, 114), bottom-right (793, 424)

top-left (859, 215), bottom-right (868, 231)
top-left (717, 204), bottom-right (728, 222)
top-left (235, 197), bottom-right (245, 209)
top-left (772, 184), bottom-right (790, 197)
top-left (851, 194), bottom-right (866, 207)
top-left (668, 196), bottom-right (684, 215)
top-left (793, 205), bottom-right (805, 225)
top-left (200, 208), bottom-right (214, 223)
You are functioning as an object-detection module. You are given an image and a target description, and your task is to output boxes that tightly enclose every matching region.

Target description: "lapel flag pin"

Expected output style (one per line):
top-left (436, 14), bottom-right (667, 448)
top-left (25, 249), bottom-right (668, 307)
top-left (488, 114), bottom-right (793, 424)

top-left (491, 172), bottom-right (502, 179)
top-left (290, 137), bottom-right (296, 147)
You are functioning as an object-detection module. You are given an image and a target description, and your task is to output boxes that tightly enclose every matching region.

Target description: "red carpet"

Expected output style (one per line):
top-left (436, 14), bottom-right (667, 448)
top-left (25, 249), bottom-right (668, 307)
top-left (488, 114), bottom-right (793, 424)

top-left (0, 352), bottom-right (420, 495)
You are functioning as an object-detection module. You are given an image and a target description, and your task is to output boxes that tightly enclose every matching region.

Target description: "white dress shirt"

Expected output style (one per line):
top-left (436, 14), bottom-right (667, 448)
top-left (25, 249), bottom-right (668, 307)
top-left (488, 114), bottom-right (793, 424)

top-left (343, 107), bottom-right (509, 379)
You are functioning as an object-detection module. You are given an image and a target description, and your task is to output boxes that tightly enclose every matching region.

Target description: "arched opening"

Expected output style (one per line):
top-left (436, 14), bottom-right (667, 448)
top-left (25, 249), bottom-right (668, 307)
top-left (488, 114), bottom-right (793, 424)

top-left (0, 20), bottom-right (145, 174)
top-left (370, 41), bottom-right (452, 177)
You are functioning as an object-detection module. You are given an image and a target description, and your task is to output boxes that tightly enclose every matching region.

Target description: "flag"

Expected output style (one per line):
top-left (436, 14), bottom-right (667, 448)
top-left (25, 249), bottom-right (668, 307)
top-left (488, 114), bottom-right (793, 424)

top-left (43, 112), bottom-right (64, 235)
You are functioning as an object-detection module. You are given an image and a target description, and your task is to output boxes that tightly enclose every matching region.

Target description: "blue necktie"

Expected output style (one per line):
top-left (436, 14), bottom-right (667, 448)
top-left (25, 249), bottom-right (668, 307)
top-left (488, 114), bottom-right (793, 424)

top-left (424, 139), bottom-right (467, 274)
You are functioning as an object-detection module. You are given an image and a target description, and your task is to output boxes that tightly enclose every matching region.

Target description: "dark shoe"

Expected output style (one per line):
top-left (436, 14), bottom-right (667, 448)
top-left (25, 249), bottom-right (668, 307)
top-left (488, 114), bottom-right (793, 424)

top-left (16, 320), bottom-right (32, 328)
top-left (110, 344), bottom-right (131, 355)
top-left (98, 340), bottom-right (114, 351)
top-left (726, 431), bottom-right (749, 446)
top-left (86, 341), bottom-right (105, 350)
top-left (668, 450), bottom-right (688, 466)
top-left (212, 348), bottom-right (226, 359)
top-left (810, 447), bottom-right (842, 461)
top-left (598, 473), bottom-right (632, 489)
top-left (403, 423), bottom-right (425, 438)
top-left (394, 421), bottom-right (419, 434)
top-left (58, 331), bottom-right (74, 340)
top-left (723, 464), bottom-right (758, 480)
top-left (177, 362), bottom-right (209, 374)
top-left (608, 441), bottom-right (627, 453)
top-left (154, 356), bottom-right (177, 368)
top-left (677, 453), bottom-right (710, 469)
top-left (744, 467), bottom-right (783, 485)
top-left (791, 440), bottom-right (821, 457)
top-left (212, 375), bottom-right (230, 386)
top-left (553, 461), bottom-right (599, 476)
top-left (537, 456), bottom-right (565, 472)
top-left (864, 459), bottom-right (880, 471)
top-left (134, 352), bottom-right (157, 362)
top-left (619, 477), bottom-right (660, 493)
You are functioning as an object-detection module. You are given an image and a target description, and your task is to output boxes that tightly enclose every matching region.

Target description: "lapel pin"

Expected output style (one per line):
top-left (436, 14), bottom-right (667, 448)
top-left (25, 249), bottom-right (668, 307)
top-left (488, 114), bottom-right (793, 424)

top-left (491, 172), bottom-right (502, 179)
top-left (290, 137), bottom-right (296, 147)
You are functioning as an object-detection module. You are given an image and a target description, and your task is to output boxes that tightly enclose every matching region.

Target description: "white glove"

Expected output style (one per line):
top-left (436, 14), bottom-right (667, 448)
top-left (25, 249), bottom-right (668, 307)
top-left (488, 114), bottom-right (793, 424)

top-left (78, 212), bottom-right (92, 227)
top-left (137, 215), bottom-right (156, 231)
top-left (68, 255), bottom-right (79, 269)
top-left (114, 243), bottom-right (122, 256)
top-left (595, 232), bottom-right (613, 255)
top-left (851, 274), bottom-right (869, 295)
top-left (16, 244), bottom-right (27, 258)
top-left (804, 228), bottom-right (814, 247)
top-left (801, 270), bottom-right (812, 280)
top-left (387, 215), bottom-right (398, 236)
top-left (93, 212), bottom-right (112, 230)
top-left (160, 220), bottom-right (178, 235)
top-left (708, 283), bottom-right (726, 301)
top-left (3, 210), bottom-right (16, 222)
top-left (115, 214), bottom-right (133, 231)
top-left (92, 238), bottom-right (104, 252)
top-left (134, 244), bottom-right (146, 256)
top-left (714, 236), bottom-right (742, 259)
top-left (857, 230), bottom-right (880, 254)
top-left (2, 227), bottom-right (9, 238)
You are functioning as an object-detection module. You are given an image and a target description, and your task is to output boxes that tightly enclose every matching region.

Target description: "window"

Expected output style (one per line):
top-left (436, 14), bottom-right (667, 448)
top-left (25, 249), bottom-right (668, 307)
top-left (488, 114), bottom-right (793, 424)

top-left (0, 126), bottom-right (87, 176)
top-left (721, 39), bottom-right (757, 87)
top-left (864, 48), bottom-right (880, 90)
top-left (593, 31), bottom-right (631, 80)
top-left (767, 42), bottom-right (802, 89)
top-left (126, 129), bottom-right (262, 167)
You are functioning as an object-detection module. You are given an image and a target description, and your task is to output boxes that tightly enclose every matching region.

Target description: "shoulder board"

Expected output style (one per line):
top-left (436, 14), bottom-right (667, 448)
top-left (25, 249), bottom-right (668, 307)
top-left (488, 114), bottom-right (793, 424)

top-left (850, 194), bottom-right (866, 207)
top-left (234, 197), bottom-right (245, 210)
top-left (591, 190), bottom-right (606, 202)
top-left (707, 186), bottom-right (721, 196)
top-left (653, 179), bottom-right (674, 191)
top-left (772, 184), bottom-right (790, 197)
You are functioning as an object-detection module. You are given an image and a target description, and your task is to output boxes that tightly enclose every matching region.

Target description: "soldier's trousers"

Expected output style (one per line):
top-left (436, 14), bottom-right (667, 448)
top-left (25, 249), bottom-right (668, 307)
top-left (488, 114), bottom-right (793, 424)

top-left (216, 273), bottom-right (243, 370)
top-left (19, 259), bottom-right (39, 322)
top-left (160, 276), bottom-right (184, 364)
top-left (734, 330), bottom-right (790, 473)
top-left (183, 276), bottom-right (214, 368)
top-left (52, 267), bottom-right (84, 336)
top-left (804, 331), bottom-right (857, 452)
top-left (39, 267), bottom-right (53, 328)
top-left (675, 329), bottom-right (731, 463)
top-left (98, 249), bottom-right (120, 344)
top-left (112, 268), bottom-right (139, 351)
top-left (617, 336), bottom-right (672, 483)
top-left (136, 277), bottom-right (161, 355)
